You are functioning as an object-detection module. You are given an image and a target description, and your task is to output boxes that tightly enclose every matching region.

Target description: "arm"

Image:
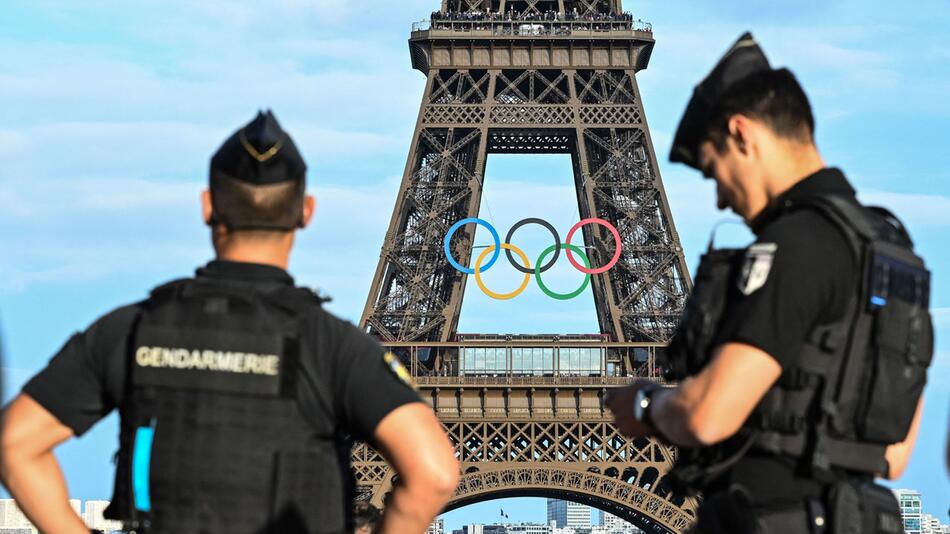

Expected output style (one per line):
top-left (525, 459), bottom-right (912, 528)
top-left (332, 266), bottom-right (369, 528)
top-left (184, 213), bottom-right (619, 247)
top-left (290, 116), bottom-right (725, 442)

top-left (607, 342), bottom-right (781, 447)
top-left (372, 403), bottom-right (459, 534)
top-left (0, 394), bottom-right (89, 534)
top-left (883, 395), bottom-right (924, 480)
top-left (652, 342), bottom-right (781, 446)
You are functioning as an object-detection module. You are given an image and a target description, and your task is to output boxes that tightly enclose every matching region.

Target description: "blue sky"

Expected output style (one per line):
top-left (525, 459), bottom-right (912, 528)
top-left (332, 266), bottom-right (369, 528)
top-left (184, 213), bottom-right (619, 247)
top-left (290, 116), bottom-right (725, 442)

top-left (1, 0), bottom-right (948, 528)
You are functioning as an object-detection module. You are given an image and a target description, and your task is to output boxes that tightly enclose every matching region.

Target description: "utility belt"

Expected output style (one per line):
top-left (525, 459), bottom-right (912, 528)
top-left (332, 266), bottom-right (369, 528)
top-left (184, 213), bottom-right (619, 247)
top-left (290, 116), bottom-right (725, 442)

top-left (692, 479), bottom-right (903, 534)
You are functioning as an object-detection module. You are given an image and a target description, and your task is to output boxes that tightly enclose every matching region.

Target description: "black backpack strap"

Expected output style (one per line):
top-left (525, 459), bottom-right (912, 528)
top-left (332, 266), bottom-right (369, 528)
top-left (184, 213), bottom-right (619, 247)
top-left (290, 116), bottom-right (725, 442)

top-left (777, 195), bottom-right (906, 476)
top-left (261, 285), bottom-right (339, 430)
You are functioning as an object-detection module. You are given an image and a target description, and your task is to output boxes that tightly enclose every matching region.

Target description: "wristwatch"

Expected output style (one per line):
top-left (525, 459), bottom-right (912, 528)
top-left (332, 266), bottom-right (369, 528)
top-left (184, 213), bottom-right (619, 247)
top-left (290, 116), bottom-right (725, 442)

top-left (633, 383), bottom-right (661, 427)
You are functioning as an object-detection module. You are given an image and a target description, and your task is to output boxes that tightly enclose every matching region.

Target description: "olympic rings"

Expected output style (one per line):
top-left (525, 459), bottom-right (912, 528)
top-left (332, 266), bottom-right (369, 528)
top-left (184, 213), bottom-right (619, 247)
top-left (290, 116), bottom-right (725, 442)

top-left (565, 217), bottom-right (623, 274)
top-left (443, 216), bottom-right (622, 299)
top-left (444, 217), bottom-right (500, 274)
top-left (535, 243), bottom-right (591, 300)
top-left (474, 244), bottom-right (532, 300)
top-left (505, 218), bottom-right (560, 274)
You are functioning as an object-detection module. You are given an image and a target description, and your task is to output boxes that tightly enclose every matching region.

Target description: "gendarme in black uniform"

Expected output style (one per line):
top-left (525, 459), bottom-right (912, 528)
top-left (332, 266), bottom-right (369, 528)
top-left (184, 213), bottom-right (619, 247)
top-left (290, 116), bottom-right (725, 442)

top-left (665, 35), bottom-right (933, 533)
top-left (686, 169), bottom-right (859, 510)
top-left (23, 112), bottom-right (420, 534)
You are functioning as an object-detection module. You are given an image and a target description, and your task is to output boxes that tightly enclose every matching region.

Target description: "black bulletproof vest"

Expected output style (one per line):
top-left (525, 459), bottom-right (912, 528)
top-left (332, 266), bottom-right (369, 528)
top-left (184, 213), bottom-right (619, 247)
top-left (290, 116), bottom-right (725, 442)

top-left (105, 278), bottom-right (349, 534)
top-left (665, 194), bottom-right (933, 493)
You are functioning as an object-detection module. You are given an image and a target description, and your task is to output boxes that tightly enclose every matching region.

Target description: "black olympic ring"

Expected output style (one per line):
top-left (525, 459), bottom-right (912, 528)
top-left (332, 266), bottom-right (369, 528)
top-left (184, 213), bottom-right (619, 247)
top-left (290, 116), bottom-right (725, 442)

top-left (504, 217), bottom-right (561, 274)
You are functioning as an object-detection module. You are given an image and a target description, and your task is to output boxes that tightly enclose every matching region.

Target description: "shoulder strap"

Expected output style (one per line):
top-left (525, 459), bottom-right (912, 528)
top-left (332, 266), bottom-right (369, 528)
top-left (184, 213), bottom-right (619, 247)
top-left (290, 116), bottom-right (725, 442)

top-left (760, 194), bottom-right (889, 476)
top-left (785, 194), bottom-right (914, 250)
top-left (146, 277), bottom-right (191, 302)
top-left (783, 194), bottom-right (869, 259)
top-left (259, 285), bottom-right (340, 429)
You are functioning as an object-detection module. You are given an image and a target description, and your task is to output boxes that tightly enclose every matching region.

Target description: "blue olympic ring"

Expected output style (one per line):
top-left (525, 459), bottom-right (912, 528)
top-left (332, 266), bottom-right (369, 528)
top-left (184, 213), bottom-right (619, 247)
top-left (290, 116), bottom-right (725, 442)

top-left (443, 217), bottom-right (501, 275)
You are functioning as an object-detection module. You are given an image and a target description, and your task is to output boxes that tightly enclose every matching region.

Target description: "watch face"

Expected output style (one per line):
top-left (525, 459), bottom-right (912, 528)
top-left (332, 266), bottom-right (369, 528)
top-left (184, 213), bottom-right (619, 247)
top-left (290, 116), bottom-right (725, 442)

top-left (634, 390), bottom-right (649, 421)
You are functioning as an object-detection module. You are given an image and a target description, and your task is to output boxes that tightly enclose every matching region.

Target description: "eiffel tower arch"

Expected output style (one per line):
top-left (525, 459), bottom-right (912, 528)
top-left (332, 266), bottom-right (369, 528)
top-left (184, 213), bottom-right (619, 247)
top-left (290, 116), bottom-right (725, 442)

top-left (356, 1), bottom-right (695, 532)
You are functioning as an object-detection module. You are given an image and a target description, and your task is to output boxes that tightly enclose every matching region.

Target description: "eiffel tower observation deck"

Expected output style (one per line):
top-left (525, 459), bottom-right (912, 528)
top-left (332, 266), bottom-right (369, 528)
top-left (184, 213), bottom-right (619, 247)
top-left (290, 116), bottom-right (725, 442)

top-left (410, 0), bottom-right (655, 74)
top-left (355, 1), bottom-right (695, 532)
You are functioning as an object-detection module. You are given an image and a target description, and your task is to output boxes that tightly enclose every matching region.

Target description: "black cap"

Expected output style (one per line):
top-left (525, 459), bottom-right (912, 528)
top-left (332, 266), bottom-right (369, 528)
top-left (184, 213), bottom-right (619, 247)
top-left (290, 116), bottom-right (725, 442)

top-left (210, 110), bottom-right (306, 185)
top-left (669, 32), bottom-right (773, 169)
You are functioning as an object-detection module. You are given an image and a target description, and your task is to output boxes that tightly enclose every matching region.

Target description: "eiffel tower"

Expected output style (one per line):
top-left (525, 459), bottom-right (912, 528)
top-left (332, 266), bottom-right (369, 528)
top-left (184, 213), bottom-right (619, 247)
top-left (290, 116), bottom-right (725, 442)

top-left (355, 1), bottom-right (695, 531)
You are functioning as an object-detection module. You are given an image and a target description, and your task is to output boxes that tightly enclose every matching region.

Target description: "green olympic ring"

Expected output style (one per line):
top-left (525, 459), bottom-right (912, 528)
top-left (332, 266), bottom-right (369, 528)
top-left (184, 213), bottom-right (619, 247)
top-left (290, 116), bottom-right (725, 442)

top-left (534, 243), bottom-right (592, 300)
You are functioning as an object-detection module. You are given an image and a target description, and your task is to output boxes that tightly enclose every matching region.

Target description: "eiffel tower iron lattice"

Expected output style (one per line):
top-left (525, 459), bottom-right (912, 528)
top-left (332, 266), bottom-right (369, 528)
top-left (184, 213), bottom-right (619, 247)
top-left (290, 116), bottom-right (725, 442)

top-left (356, 1), bottom-right (695, 532)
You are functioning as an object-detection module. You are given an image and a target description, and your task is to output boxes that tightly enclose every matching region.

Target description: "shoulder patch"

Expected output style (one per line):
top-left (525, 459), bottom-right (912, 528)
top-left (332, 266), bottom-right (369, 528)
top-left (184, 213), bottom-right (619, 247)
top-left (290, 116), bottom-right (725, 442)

top-left (383, 351), bottom-right (417, 390)
top-left (738, 242), bottom-right (777, 296)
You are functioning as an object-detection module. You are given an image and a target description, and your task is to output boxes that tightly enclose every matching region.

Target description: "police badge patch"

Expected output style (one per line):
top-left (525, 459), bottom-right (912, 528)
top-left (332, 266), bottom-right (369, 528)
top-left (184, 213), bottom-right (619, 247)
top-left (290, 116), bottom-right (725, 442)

top-left (738, 243), bottom-right (777, 295)
top-left (383, 351), bottom-right (417, 390)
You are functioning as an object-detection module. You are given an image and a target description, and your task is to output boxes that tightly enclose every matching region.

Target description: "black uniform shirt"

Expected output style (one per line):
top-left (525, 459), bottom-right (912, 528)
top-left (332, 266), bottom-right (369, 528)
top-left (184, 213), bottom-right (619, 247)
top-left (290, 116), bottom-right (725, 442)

top-left (715, 167), bottom-right (858, 369)
top-left (710, 167), bottom-right (860, 501)
top-left (23, 260), bottom-right (421, 441)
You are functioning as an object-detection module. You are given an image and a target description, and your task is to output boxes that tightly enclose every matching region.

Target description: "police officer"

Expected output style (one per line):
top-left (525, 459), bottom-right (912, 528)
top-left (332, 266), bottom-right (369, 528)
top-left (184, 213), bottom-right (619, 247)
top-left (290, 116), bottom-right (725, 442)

top-left (0, 111), bottom-right (460, 534)
top-left (606, 34), bottom-right (933, 533)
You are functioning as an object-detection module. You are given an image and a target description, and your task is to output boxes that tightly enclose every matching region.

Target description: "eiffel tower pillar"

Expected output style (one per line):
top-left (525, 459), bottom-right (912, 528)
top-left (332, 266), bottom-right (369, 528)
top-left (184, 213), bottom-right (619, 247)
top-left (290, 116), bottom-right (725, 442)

top-left (356, 2), bottom-right (696, 532)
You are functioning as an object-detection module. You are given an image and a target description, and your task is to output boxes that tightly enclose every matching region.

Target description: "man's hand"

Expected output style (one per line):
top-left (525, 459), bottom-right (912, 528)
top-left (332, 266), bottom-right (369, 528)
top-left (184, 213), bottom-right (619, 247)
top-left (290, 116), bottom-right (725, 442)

top-left (605, 381), bottom-right (657, 439)
top-left (372, 402), bottom-right (459, 534)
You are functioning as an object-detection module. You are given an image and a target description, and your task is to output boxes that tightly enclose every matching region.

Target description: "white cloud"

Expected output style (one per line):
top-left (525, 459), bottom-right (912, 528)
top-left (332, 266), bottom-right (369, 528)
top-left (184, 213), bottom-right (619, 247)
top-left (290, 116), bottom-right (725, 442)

top-left (0, 173), bottom-right (403, 295)
top-left (0, 175), bottom-right (201, 218)
top-left (0, 130), bottom-right (29, 158)
top-left (933, 308), bottom-right (950, 331)
top-left (0, 242), bottom-right (208, 294)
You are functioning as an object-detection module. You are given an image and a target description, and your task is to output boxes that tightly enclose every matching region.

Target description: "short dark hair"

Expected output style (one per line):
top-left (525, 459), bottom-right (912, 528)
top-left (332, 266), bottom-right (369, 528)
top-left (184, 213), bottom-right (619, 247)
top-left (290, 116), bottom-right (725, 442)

top-left (210, 172), bottom-right (304, 230)
top-left (704, 68), bottom-right (815, 151)
top-left (353, 502), bottom-right (381, 530)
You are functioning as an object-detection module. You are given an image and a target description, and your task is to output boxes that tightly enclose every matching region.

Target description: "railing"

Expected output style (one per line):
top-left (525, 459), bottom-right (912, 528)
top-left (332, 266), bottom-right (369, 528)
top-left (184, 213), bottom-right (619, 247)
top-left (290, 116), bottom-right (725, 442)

top-left (416, 375), bottom-right (643, 386)
top-left (411, 18), bottom-right (653, 36)
top-left (380, 339), bottom-right (667, 381)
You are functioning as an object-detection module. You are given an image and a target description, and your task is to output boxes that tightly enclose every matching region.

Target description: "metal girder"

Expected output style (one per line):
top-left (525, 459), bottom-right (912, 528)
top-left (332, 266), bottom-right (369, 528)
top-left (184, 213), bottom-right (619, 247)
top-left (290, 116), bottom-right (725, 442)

top-left (353, 384), bottom-right (697, 533)
top-left (357, 11), bottom-right (693, 532)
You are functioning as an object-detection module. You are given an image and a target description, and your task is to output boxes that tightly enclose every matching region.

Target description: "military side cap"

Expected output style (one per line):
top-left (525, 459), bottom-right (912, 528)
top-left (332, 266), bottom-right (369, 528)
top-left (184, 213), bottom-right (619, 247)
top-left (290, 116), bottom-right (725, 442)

top-left (669, 32), bottom-right (773, 169)
top-left (210, 110), bottom-right (306, 185)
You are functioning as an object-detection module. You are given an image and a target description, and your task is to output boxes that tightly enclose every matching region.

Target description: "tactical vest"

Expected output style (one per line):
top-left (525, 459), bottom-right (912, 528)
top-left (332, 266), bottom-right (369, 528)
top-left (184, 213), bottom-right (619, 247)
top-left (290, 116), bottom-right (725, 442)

top-left (666, 194), bottom-right (933, 492)
top-left (105, 278), bottom-right (348, 534)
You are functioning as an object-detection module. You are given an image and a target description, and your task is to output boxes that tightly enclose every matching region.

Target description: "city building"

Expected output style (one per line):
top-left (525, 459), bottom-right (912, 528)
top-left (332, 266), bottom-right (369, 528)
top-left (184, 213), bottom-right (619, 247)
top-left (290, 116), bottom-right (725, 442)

top-left (921, 513), bottom-right (950, 534)
top-left (428, 518), bottom-right (445, 534)
top-left (0, 500), bottom-right (33, 531)
top-left (894, 488), bottom-right (924, 534)
top-left (83, 500), bottom-right (121, 532)
top-left (506, 523), bottom-right (553, 533)
top-left (453, 525), bottom-right (505, 534)
top-left (0, 499), bottom-right (124, 533)
top-left (601, 511), bottom-right (643, 534)
top-left (546, 499), bottom-right (591, 529)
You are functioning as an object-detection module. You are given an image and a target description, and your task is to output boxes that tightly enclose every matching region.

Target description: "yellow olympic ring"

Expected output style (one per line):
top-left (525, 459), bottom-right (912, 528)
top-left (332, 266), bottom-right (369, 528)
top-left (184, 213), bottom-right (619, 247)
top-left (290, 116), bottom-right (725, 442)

top-left (474, 243), bottom-right (532, 300)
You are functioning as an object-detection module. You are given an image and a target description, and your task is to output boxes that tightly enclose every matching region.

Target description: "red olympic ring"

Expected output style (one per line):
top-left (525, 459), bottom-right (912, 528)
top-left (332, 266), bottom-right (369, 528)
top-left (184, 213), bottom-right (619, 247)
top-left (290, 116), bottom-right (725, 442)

top-left (564, 217), bottom-right (623, 274)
